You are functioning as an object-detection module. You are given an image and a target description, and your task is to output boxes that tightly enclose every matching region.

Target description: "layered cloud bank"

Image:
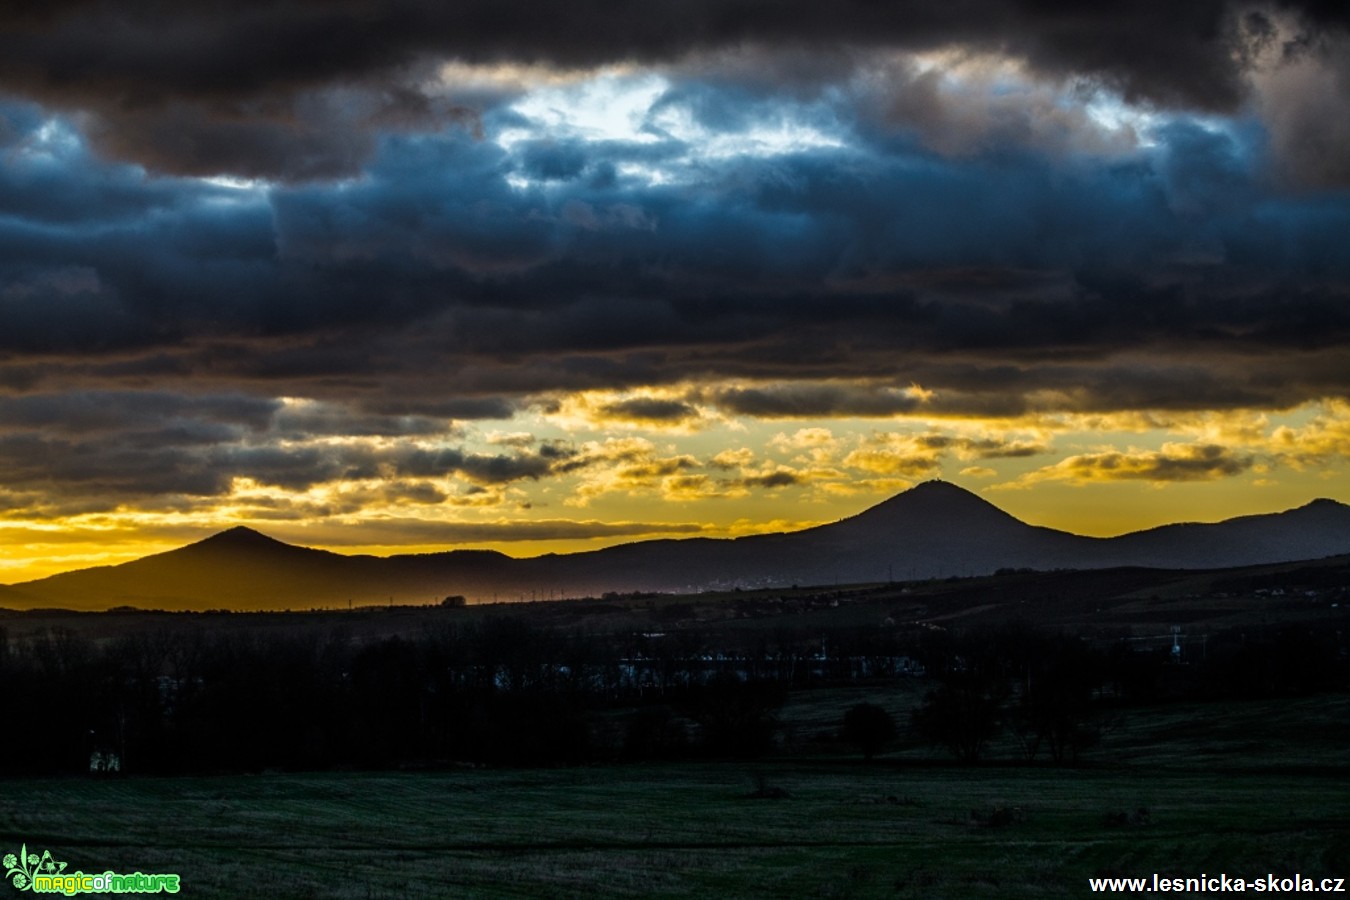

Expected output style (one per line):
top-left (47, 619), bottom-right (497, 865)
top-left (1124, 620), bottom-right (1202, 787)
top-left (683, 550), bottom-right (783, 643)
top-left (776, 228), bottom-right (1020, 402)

top-left (1, 1), bottom-right (1347, 579)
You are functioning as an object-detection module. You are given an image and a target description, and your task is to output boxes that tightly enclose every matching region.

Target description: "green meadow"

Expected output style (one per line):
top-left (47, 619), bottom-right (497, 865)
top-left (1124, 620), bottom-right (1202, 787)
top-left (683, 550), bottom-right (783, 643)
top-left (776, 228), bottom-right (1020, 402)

top-left (2, 692), bottom-right (1347, 898)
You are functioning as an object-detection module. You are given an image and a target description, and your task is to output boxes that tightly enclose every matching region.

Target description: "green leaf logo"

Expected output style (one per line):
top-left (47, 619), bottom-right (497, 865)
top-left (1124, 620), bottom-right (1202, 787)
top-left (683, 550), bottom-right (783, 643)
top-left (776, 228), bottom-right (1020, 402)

top-left (4, 843), bottom-right (67, 892)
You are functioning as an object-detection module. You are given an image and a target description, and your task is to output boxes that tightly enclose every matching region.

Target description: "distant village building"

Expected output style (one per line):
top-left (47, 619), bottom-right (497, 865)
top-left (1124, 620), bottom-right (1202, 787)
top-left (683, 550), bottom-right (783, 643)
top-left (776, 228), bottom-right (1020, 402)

top-left (89, 749), bottom-right (121, 775)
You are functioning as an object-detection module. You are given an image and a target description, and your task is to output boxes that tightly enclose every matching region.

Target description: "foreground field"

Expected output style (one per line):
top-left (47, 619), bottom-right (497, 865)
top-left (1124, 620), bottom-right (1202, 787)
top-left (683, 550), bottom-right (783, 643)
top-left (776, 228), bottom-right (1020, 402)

top-left (2, 694), bottom-right (1347, 898)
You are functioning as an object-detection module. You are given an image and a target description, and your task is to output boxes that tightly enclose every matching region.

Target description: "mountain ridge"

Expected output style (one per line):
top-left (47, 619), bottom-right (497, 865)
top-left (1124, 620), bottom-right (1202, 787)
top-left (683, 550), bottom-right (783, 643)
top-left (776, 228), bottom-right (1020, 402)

top-left (6, 480), bottom-right (1350, 611)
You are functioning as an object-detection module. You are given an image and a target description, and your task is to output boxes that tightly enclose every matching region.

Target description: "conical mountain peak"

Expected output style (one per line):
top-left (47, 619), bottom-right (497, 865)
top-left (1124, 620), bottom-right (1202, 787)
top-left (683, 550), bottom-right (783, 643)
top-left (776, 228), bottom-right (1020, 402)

top-left (205, 525), bottom-right (277, 541)
top-left (1299, 497), bottom-right (1347, 511)
top-left (189, 526), bottom-right (296, 552)
top-left (854, 479), bottom-right (1018, 523)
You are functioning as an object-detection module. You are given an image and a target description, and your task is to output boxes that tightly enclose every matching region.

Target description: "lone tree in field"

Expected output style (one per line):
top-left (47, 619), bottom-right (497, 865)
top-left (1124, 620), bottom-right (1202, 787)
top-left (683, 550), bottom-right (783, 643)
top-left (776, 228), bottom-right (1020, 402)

top-left (1017, 639), bottom-right (1102, 763)
top-left (841, 702), bottom-right (896, 761)
top-left (913, 671), bottom-right (1006, 763)
top-left (683, 675), bottom-right (785, 758)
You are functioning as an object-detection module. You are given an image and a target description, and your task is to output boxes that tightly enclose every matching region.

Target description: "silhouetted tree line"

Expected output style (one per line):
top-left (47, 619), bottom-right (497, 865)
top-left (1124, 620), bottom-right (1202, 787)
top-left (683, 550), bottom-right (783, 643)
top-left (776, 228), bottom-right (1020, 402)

top-left (0, 617), bottom-right (1342, 774)
top-left (906, 623), bottom-right (1349, 764)
top-left (0, 619), bottom-right (800, 773)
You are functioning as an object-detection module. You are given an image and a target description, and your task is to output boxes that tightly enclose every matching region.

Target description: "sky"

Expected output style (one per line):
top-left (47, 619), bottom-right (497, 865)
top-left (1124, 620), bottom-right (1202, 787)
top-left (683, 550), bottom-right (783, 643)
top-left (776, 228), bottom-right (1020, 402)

top-left (1, 1), bottom-right (1349, 583)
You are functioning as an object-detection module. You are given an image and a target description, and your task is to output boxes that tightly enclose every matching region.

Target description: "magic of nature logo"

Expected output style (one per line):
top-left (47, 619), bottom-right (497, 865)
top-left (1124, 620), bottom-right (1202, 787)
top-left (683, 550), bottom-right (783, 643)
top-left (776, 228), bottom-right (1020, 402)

top-left (4, 844), bottom-right (180, 895)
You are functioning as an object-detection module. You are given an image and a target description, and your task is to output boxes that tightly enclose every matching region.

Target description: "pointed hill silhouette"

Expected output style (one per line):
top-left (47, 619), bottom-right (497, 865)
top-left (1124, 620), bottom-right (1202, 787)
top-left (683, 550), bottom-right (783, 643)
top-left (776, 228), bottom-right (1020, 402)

top-left (7, 481), bottom-right (1350, 611)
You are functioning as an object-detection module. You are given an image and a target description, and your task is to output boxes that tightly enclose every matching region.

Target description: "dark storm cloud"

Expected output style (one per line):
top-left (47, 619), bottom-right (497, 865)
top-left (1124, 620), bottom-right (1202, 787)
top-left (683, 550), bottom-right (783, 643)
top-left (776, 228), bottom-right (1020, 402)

top-left (519, 141), bottom-right (590, 183)
top-left (0, 391), bottom-right (276, 435)
top-left (0, 384), bottom-right (586, 510)
top-left (269, 401), bottom-right (456, 439)
top-left (738, 471), bottom-right (802, 489)
top-left (0, 430), bottom-right (589, 510)
top-left (0, 1), bottom-right (1345, 179)
top-left (0, 9), bottom-right (1342, 524)
top-left (597, 398), bottom-right (700, 424)
top-left (363, 397), bottom-right (519, 420)
top-left (389, 445), bottom-right (562, 485)
top-left (0, 431), bottom-right (233, 499)
top-left (914, 436), bottom-right (1049, 459)
top-left (1034, 444), bottom-right (1257, 483)
top-left (708, 384), bottom-right (926, 418)
top-left (0, 32), bottom-right (1347, 449)
top-left (220, 439), bottom-right (591, 491)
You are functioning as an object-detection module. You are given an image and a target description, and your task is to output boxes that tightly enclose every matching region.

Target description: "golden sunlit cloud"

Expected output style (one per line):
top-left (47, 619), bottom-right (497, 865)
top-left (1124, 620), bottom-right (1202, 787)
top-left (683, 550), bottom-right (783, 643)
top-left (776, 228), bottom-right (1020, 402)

top-left (769, 428), bottom-right (841, 465)
top-left (1005, 442), bottom-right (1256, 487)
top-left (564, 437), bottom-right (700, 505)
top-left (819, 477), bottom-right (918, 497)
top-left (1270, 400), bottom-right (1350, 466)
top-left (843, 437), bottom-right (944, 477)
top-left (538, 387), bottom-right (726, 433)
top-left (710, 447), bottom-right (757, 469)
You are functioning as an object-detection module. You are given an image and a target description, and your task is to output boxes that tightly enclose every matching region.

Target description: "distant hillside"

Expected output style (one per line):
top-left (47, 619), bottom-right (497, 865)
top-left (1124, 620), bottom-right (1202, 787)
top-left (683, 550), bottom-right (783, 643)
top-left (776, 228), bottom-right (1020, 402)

top-left (7, 481), bottom-right (1350, 611)
top-left (0, 584), bottom-right (32, 608)
top-left (5, 526), bottom-right (360, 610)
top-left (1098, 499), bottom-right (1350, 569)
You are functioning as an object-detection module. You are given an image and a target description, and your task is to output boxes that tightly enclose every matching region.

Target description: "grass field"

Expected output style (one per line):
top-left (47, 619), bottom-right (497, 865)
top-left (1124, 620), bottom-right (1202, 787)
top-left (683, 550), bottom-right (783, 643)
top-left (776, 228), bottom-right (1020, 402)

top-left (2, 693), bottom-right (1347, 898)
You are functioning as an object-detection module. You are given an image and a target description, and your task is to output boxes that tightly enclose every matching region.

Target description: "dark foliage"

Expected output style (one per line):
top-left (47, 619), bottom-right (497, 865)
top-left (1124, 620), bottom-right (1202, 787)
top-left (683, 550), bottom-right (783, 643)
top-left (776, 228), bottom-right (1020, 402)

top-left (0, 612), bottom-right (1343, 775)
top-left (679, 675), bottom-right (785, 759)
top-left (840, 702), bottom-right (896, 760)
top-left (913, 670), bottom-right (1007, 763)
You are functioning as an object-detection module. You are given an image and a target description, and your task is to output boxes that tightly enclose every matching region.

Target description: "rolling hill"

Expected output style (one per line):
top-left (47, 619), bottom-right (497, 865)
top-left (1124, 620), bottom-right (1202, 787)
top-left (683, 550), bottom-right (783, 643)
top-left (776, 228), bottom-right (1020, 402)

top-left (5, 481), bottom-right (1350, 611)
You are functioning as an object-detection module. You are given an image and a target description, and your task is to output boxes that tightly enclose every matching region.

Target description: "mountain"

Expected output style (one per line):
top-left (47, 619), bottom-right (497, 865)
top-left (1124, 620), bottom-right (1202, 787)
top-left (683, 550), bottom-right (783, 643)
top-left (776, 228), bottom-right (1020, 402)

top-left (0, 584), bottom-right (31, 608)
top-left (788, 480), bottom-right (1089, 577)
top-left (1098, 499), bottom-right (1350, 569)
top-left (7, 481), bottom-right (1350, 611)
top-left (6, 525), bottom-right (357, 610)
